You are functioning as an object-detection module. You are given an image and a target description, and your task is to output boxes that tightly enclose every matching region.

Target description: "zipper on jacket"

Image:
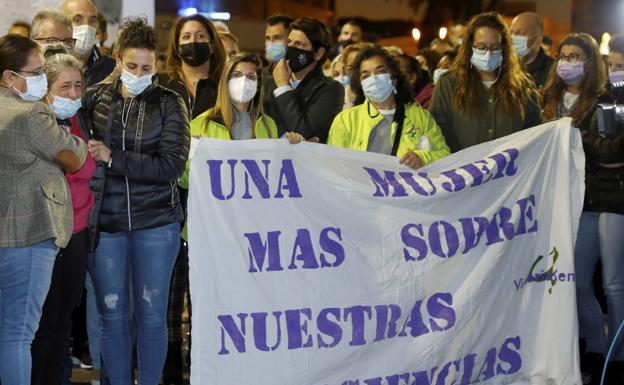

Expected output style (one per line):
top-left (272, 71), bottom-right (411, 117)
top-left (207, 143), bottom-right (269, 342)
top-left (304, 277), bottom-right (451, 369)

top-left (121, 98), bottom-right (134, 231)
top-left (170, 182), bottom-right (175, 206)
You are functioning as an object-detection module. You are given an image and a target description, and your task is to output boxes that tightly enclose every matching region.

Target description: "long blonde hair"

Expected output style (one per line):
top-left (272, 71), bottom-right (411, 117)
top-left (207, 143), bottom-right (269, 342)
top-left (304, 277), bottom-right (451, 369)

top-left (204, 52), bottom-right (266, 136)
top-left (452, 12), bottom-right (539, 118)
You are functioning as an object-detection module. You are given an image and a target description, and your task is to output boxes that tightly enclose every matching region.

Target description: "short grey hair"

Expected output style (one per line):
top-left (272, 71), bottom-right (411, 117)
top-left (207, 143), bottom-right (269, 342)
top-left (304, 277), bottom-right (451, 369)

top-left (43, 44), bottom-right (84, 87)
top-left (31, 9), bottom-right (72, 39)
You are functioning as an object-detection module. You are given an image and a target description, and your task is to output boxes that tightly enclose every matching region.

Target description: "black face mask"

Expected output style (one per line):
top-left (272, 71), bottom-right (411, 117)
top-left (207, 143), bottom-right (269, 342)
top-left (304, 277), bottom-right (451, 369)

top-left (285, 46), bottom-right (316, 73)
top-left (339, 39), bottom-right (354, 49)
top-left (179, 42), bottom-right (212, 67)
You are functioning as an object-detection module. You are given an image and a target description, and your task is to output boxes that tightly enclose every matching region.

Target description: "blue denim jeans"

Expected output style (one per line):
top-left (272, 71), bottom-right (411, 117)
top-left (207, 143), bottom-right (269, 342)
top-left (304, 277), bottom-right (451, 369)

top-left (89, 223), bottom-right (180, 385)
top-left (0, 238), bottom-right (57, 385)
top-left (574, 211), bottom-right (624, 361)
top-left (85, 271), bottom-right (101, 371)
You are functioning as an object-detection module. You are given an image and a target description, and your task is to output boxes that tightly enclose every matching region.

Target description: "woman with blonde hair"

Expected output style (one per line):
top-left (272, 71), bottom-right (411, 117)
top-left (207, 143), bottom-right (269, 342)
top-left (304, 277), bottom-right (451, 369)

top-left (30, 44), bottom-right (97, 385)
top-left (429, 12), bottom-right (540, 152)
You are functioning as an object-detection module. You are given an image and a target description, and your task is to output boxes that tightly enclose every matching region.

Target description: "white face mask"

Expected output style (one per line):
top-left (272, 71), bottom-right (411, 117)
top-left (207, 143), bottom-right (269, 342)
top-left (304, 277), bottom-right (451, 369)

top-left (51, 94), bottom-right (81, 119)
top-left (228, 76), bottom-right (258, 104)
top-left (73, 25), bottom-right (97, 55)
top-left (120, 68), bottom-right (153, 96)
top-left (512, 35), bottom-right (532, 57)
top-left (11, 71), bottom-right (48, 101)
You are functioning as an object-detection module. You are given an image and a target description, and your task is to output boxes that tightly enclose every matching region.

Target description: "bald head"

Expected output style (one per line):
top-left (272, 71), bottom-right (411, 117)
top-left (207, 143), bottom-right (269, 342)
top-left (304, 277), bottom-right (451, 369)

top-left (511, 12), bottom-right (543, 36)
top-left (61, 0), bottom-right (98, 28)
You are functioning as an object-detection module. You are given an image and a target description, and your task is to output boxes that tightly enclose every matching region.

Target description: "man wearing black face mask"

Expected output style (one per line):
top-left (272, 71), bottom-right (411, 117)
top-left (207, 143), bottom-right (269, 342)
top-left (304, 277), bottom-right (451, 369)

top-left (265, 17), bottom-right (344, 143)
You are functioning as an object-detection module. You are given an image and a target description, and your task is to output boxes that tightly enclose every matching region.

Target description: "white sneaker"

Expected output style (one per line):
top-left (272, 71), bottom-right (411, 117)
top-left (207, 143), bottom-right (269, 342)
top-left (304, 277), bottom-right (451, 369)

top-left (90, 380), bottom-right (100, 385)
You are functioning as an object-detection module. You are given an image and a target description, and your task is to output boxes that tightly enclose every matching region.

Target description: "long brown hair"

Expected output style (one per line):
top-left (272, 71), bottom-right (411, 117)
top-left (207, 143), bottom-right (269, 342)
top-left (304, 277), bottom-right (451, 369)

top-left (204, 52), bottom-right (267, 137)
top-left (542, 33), bottom-right (606, 123)
top-left (165, 14), bottom-right (226, 85)
top-left (452, 12), bottom-right (538, 117)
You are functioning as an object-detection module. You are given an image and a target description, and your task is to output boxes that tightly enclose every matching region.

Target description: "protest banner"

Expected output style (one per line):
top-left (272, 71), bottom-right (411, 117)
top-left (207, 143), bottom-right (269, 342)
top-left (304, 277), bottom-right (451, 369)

top-left (188, 118), bottom-right (584, 385)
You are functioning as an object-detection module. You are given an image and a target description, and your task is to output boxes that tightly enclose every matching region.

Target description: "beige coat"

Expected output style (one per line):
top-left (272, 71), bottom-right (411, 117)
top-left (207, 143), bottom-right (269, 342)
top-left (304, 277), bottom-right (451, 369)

top-left (0, 87), bottom-right (87, 248)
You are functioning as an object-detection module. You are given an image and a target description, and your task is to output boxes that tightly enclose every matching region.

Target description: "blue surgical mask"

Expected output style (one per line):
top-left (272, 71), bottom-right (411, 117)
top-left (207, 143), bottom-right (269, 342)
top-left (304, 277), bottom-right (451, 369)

top-left (334, 74), bottom-right (351, 87)
top-left (51, 94), bottom-right (81, 119)
top-left (512, 35), bottom-right (530, 57)
top-left (120, 68), bottom-right (153, 96)
top-left (361, 73), bottom-right (395, 103)
top-left (11, 71), bottom-right (48, 101)
top-left (265, 41), bottom-right (286, 62)
top-left (471, 48), bottom-right (503, 72)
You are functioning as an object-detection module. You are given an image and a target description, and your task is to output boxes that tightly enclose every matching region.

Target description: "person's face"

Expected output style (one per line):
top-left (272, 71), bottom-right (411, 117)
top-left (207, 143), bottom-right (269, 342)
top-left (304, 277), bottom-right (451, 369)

top-left (49, 67), bottom-right (83, 99)
top-left (3, 48), bottom-right (44, 93)
top-left (287, 29), bottom-right (325, 63)
top-left (64, 0), bottom-right (98, 27)
top-left (230, 61), bottom-right (259, 83)
top-left (359, 55), bottom-right (391, 81)
top-left (32, 21), bottom-right (74, 49)
top-left (472, 27), bottom-right (503, 52)
top-left (265, 23), bottom-right (288, 43)
top-left (608, 52), bottom-right (624, 73)
top-left (339, 23), bottom-right (362, 43)
top-left (510, 17), bottom-right (542, 56)
top-left (221, 37), bottom-right (239, 59)
top-left (558, 44), bottom-right (587, 64)
top-left (118, 48), bottom-right (155, 77)
top-left (179, 21), bottom-right (211, 46)
top-left (332, 60), bottom-right (345, 78)
top-left (9, 25), bottom-right (30, 37)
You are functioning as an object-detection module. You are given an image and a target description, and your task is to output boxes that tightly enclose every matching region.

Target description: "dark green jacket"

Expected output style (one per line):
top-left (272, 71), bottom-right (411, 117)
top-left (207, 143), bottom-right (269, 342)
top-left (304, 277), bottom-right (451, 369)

top-left (429, 71), bottom-right (541, 153)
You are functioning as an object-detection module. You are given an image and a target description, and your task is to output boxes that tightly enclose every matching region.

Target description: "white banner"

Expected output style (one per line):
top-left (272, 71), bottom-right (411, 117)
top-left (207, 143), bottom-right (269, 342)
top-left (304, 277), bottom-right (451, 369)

top-left (188, 118), bottom-right (585, 385)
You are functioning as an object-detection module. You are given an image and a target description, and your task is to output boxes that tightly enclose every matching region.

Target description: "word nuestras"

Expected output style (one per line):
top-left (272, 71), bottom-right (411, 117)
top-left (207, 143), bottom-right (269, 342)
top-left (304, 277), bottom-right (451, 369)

top-left (217, 292), bottom-right (455, 355)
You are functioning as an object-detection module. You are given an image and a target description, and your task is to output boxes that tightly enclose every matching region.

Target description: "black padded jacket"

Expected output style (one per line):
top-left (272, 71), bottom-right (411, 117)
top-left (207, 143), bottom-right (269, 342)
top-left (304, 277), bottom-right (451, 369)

top-left (83, 76), bottom-right (190, 234)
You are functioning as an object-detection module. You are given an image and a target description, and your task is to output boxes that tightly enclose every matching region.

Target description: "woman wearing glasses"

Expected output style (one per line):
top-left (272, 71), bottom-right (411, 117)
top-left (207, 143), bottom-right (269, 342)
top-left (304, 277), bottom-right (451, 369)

top-left (549, 33), bottom-right (624, 385)
top-left (429, 12), bottom-right (540, 153)
top-left (542, 33), bottom-right (606, 129)
top-left (0, 34), bottom-right (87, 385)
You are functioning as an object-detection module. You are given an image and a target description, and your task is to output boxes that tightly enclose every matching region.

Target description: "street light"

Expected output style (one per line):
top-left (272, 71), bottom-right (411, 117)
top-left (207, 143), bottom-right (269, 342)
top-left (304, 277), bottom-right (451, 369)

top-left (412, 28), bottom-right (421, 42)
top-left (439, 27), bottom-right (448, 40)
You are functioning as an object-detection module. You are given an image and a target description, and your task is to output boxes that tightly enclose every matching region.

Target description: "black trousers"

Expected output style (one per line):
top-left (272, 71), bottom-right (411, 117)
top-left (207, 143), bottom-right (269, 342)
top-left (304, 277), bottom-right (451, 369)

top-left (31, 230), bottom-right (89, 385)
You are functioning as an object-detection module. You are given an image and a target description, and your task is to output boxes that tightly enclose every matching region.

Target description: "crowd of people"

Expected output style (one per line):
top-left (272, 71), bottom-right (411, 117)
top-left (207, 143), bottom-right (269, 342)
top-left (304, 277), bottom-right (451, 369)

top-left (0, 1), bottom-right (623, 384)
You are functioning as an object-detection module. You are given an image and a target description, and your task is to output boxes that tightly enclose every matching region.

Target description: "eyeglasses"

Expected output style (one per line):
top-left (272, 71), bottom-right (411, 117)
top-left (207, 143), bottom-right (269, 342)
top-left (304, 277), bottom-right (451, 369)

top-left (34, 37), bottom-right (77, 48)
top-left (17, 67), bottom-right (47, 76)
top-left (557, 53), bottom-right (585, 64)
top-left (230, 71), bottom-right (258, 82)
top-left (473, 43), bottom-right (503, 51)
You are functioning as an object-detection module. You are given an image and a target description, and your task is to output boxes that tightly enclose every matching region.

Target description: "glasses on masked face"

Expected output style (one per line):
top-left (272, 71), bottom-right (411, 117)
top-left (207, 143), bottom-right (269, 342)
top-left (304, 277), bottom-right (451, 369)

top-left (34, 37), bottom-right (77, 48)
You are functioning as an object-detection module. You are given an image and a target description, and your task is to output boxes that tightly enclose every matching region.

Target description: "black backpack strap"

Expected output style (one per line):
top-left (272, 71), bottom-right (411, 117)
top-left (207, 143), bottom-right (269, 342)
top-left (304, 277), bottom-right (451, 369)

top-left (390, 102), bottom-right (406, 156)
